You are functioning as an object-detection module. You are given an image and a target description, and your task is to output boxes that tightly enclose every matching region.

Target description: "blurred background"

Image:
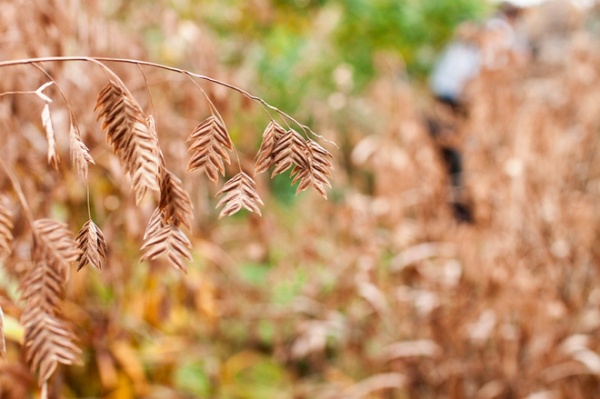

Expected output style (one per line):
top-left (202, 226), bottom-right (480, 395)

top-left (1, 0), bottom-right (600, 398)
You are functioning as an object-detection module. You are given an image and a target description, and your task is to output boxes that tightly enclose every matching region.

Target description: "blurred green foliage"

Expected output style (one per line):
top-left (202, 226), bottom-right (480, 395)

top-left (334, 0), bottom-right (489, 80)
top-left (171, 0), bottom-right (488, 112)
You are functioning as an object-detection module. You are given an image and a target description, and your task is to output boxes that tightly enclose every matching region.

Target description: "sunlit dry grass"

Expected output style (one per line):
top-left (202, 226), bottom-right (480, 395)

top-left (0, 1), bottom-right (599, 399)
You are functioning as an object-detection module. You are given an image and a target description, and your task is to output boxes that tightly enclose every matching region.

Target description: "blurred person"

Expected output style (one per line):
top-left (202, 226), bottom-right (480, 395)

top-left (427, 22), bottom-right (482, 223)
top-left (429, 22), bottom-right (482, 115)
top-left (426, 2), bottom-right (528, 223)
top-left (429, 2), bottom-right (529, 114)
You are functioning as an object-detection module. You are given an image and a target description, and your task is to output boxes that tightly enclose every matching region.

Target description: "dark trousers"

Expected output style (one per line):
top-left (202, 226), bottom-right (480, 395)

top-left (426, 109), bottom-right (473, 223)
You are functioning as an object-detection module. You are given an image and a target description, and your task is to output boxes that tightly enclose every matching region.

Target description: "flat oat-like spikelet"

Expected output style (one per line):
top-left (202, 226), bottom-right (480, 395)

top-left (75, 220), bottom-right (107, 271)
top-left (270, 129), bottom-right (309, 177)
top-left (144, 207), bottom-right (165, 241)
top-left (21, 220), bottom-right (82, 385)
top-left (20, 259), bottom-right (81, 385)
top-left (69, 124), bottom-right (94, 181)
top-left (255, 121), bottom-right (287, 174)
top-left (0, 195), bottom-right (14, 258)
top-left (140, 224), bottom-right (192, 272)
top-left (95, 80), bottom-right (161, 204)
top-left (159, 169), bottom-right (193, 229)
top-left (216, 172), bottom-right (264, 218)
top-left (32, 219), bottom-right (80, 271)
top-left (25, 314), bottom-right (80, 385)
top-left (186, 115), bottom-right (233, 182)
top-left (290, 139), bottom-right (333, 198)
top-left (141, 169), bottom-right (194, 271)
top-left (20, 261), bottom-right (65, 319)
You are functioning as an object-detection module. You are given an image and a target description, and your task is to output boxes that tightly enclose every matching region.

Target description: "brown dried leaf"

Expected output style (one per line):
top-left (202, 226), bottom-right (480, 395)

top-left (216, 172), bottom-right (264, 218)
top-left (95, 81), bottom-right (161, 204)
top-left (0, 195), bottom-right (14, 258)
top-left (140, 224), bottom-right (192, 272)
top-left (75, 220), bottom-right (107, 271)
top-left (41, 104), bottom-right (59, 170)
top-left (186, 115), bottom-right (233, 182)
top-left (255, 121), bottom-right (286, 174)
top-left (69, 124), bottom-right (94, 181)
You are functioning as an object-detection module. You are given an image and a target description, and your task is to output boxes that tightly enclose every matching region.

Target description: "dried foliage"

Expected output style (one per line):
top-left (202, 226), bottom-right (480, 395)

top-left (141, 223), bottom-right (192, 272)
top-left (138, 167), bottom-right (195, 271)
top-left (290, 139), bottom-right (333, 198)
top-left (0, 30), bottom-right (331, 388)
top-left (32, 219), bottom-right (80, 270)
top-left (256, 121), bottom-right (334, 197)
top-left (270, 128), bottom-right (309, 177)
top-left (75, 220), bottom-right (107, 271)
top-left (186, 115), bottom-right (234, 182)
top-left (21, 298), bottom-right (80, 385)
top-left (255, 120), bottom-right (287, 174)
top-left (11, 1), bottom-right (600, 399)
top-left (41, 104), bottom-right (60, 170)
top-left (311, 6), bottom-right (600, 398)
top-left (69, 124), bottom-right (94, 181)
top-left (21, 219), bottom-right (81, 385)
top-left (216, 171), bottom-right (264, 218)
top-left (95, 80), bottom-right (161, 204)
top-left (158, 169), bottom-right (193, 230)
top-left (143, 207), bottom-right (165, 242)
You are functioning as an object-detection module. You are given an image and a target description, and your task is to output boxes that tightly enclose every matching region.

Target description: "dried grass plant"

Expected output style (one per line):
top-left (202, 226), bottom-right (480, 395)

top-left (0, 1), bottom-right (333, 394)
top-left (185, 4), bottom-right (596, 399)
top-left (2, 1), bottom-right (600, 399)
top-left (0, 54), bottom-right (333, 395)
top-left (286, 5), bottom-right (600, 398)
